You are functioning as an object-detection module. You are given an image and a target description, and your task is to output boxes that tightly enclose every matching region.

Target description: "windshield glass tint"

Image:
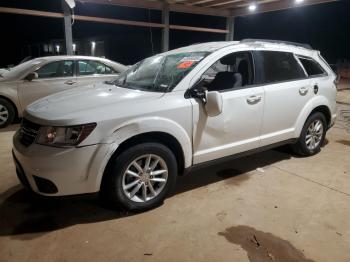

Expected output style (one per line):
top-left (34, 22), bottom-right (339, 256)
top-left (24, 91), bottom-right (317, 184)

top-left (113, 52), bottom-right (209, 92)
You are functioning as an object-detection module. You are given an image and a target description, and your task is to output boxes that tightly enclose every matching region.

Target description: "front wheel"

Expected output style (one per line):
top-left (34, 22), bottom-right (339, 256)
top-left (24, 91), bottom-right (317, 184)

top-left (292, 112), bottom-right (327, 156)
top-left (102, 142), bottom-right (178, 211)
top-left (0, 98), bottom-right (15, 128)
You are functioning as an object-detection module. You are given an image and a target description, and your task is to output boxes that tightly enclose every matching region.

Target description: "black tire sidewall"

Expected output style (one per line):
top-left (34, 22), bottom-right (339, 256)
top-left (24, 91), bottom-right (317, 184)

top-left (0, 98), bottom-right (15, 128)
top-left (105, 142), bottom-right (177, 211)
top-left (298, 112), bottom-right (327, 156)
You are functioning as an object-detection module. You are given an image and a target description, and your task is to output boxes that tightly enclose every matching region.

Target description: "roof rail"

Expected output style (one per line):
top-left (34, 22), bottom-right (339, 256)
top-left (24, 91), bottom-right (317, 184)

top-left (240, 39), bottom-right (312, 50)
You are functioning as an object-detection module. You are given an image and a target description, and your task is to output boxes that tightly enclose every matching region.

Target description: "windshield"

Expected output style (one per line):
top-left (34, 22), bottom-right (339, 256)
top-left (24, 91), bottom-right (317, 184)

top-left (112, 52), bottom-right (209, 92)
top-left (1, 58), bottom-right (44, 78)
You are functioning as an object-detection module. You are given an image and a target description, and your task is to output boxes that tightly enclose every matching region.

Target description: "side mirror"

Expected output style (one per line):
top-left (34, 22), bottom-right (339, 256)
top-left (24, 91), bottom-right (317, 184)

top-left (205, 91), bottom-right (223, 117)
top-left (25, 72), bottom-right (38, 81)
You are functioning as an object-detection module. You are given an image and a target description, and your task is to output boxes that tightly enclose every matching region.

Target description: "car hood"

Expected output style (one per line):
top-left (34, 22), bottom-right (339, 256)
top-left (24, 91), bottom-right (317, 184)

top-left (25, 83), bottom-right (165, 125)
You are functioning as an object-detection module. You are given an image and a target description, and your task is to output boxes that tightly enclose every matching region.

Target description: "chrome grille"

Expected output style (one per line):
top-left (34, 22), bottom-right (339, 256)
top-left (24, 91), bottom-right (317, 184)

top-left (19, 118), bottom-right (41, 147)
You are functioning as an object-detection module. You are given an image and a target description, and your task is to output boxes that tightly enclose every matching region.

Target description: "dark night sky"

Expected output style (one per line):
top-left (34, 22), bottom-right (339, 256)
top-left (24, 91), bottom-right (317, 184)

top-left (0, 0), bottom-right (349, 67)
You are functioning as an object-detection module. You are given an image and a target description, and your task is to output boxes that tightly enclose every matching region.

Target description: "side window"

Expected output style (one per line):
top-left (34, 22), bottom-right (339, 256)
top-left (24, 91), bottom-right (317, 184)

top-left (298, 57), bottom-right (326, 77)
top-left (255, 51), bottom-right (305, 84)
top-left (36, 61), bottom-right (74, 78)
top-left (78, 60), bottom-right (116, 76)
top-left (200, 51), bottom-right (255, 92)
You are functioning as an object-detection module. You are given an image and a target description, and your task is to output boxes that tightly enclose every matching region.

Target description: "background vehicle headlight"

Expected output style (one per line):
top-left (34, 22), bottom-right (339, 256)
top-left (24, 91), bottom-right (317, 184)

top-left (36, 123), bottom-right (96, 147)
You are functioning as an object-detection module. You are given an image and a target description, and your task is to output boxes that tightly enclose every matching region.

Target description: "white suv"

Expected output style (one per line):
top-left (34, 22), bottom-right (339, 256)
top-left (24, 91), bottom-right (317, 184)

top-left (13, 40), bottom-right (337, 211)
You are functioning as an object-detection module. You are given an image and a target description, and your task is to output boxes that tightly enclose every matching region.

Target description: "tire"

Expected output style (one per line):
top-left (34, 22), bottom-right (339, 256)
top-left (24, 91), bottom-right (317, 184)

top-left (292, 112), bottom-right (327, 156)
top-left (102, 142), bottom-right (178, 211)
top-left (0, 98), bottom-right (15, 128)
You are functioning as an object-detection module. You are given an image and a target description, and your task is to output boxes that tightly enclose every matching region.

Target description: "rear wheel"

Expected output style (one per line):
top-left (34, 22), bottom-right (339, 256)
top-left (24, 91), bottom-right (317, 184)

top-left (292, 112), bottom-right (327, 156)
top-left (0, 98), bottom-right (15, 128)
top-left (102, 142), bottom-right (177, 211)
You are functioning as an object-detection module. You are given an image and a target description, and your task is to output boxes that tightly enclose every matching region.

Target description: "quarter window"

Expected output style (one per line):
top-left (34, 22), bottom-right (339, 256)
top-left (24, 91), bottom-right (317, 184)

top-left (255, 51), bottom-right (305, 84)
top-left (298, 57), bottom-right (325, 77)
top-left (78, 60), bottom-right (117, 75)
top-left (36, 61), bottom-right (74, 78)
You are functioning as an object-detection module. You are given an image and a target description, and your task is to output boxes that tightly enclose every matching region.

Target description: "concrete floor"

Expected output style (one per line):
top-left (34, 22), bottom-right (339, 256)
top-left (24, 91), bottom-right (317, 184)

top-left (0, 90), bottom-right (349, 262)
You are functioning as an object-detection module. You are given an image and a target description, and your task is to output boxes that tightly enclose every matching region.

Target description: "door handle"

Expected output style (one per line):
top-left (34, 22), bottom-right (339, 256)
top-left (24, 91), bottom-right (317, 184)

top-left (64, 80), bottom-right (76, 85)
top-left (299, 87), bottom-right (309, 95)
top-left (247, 95), bottom-right (262, 104)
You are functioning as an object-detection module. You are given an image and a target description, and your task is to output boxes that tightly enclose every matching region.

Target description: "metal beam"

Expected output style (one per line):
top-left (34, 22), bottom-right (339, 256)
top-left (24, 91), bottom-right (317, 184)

top-left (169, 24), bottom-right (227, 33)
top-left (229, 0), bottom-right (339, 17)
top-left (0, 7), bottom-right (64, 18)
top-left (0, 7), bottom-right (228, 34)
top-left (162, 1), bottom-right (169, 52)
top-left (199, 0), bottom-right (244, 8)
top-left (62, 0), bottom-right (73, 55)
top-left (225, 16), bottom-right (234, 41)
top-left (77, 0), bottom-right (231, 17)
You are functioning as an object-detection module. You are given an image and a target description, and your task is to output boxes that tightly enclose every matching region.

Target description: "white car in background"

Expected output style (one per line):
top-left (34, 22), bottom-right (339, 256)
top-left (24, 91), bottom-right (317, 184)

top-left (0, 56), bottom-right (127, 127)
top-left (13, 40), bottom-right (337, 211)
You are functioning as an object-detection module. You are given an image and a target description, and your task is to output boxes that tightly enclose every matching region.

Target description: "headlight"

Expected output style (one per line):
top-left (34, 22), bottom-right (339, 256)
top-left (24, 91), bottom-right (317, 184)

top-left (36, 123), bottom-right (96, 147)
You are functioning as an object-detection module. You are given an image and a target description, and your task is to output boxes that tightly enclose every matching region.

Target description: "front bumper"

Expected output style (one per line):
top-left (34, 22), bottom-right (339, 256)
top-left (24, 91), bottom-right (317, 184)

top-left (328, 113), bottom-right (337, 129)
top-left (12, 131), bottom-right (114, 196)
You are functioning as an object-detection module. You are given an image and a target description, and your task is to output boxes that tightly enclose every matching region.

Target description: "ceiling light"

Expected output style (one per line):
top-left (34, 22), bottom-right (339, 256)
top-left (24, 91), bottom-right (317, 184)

top-left (295, 0), bottom-right (304, 3)
top-left (248, 4), bottom-right (257, 12)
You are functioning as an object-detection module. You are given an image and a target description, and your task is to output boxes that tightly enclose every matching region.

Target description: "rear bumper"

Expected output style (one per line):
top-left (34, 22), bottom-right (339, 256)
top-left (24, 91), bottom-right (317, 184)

top-left (12, 131), bottom-right (115, 196)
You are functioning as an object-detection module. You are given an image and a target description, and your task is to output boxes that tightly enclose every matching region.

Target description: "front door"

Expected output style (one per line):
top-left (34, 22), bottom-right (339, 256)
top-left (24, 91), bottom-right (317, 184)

top-left (18, 60), bottom-right (77, 110)
top-left (190, 51), bottom-right (264, 164)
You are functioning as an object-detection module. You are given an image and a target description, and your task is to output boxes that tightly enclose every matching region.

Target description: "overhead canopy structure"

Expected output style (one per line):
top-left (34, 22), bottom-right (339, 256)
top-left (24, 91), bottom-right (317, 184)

top-left (0, 0), bottom-right (339, 54)
top-left (79, 0), bottom-right (338, 17)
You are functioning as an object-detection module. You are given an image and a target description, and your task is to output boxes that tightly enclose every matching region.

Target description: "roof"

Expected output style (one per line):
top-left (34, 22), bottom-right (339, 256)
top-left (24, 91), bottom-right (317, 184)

top-left (164, 39), bottom-right (316, 56)
top-left (32, 55), bottom-right (127, 71)
top-left (165, 41), bottom-right (238, 54)
top-left (38, 55), bottom-right (113, 62)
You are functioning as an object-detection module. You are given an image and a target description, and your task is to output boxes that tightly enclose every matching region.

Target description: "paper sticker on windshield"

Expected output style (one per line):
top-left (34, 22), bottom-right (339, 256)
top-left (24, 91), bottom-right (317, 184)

top-left (177, 61), bottom-right (195, 69)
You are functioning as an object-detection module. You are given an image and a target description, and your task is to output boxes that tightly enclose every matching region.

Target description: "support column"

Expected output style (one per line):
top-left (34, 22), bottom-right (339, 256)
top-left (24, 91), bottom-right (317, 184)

top-left (225, 16), bottom-right (234, 41)
top-left (161, 1), bottom-right (169, 52)
top-left (62, 0), bottom-right (73, 55)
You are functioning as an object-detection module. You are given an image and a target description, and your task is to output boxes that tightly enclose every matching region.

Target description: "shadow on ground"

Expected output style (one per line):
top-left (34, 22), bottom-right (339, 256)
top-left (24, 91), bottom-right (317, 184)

top-left (0, 148), bottom-right (292, 240)
top-left (0, 124), bottom-right (20, 133)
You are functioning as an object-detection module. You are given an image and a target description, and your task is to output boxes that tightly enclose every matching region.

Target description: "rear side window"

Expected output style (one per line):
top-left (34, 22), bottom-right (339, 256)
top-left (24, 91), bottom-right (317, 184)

top-left (78, 60), bottom-right (117, 76)
top-left (255, 51), bottom-right (305, 84)
top-left (298, 57), bottom-right (326, 77)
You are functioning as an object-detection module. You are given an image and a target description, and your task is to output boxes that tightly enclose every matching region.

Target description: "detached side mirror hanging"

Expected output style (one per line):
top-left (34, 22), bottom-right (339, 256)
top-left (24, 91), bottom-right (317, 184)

top-left (25, 72), bottom-right (38, 81)
top-left (205, 91), bottom-right (223, 117)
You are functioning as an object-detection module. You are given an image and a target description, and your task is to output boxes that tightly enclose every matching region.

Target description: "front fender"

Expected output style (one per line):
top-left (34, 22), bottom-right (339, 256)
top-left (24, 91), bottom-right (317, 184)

top-left (294, 96), bottom-right (332, 137)
top-left (104, 116), bottom-right (193, 168)
top-left (0, 85), bottom-right (21, 116)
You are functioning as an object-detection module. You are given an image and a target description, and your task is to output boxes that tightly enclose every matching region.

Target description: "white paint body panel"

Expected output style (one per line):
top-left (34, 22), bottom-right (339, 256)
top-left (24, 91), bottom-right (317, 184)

top-left (12, 41), bottom-right (337, 196)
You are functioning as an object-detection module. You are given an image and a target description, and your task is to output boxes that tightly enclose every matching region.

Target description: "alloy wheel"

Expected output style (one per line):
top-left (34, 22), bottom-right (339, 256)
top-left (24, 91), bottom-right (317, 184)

top-left (305, 119), bottom-right (324, 151)
top-left (122, 154), bottom-right (168, 203)
top-left (0, 104), bottom-right (9, 125)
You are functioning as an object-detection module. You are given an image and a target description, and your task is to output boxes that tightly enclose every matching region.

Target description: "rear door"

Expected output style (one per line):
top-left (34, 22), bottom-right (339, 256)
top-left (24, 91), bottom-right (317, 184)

top-left (254, 51), bottom-right (310, 146)
top-left (18, 60), bottom-right (76, 109)
top-left (76, 60), bottom-right (120, 87)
